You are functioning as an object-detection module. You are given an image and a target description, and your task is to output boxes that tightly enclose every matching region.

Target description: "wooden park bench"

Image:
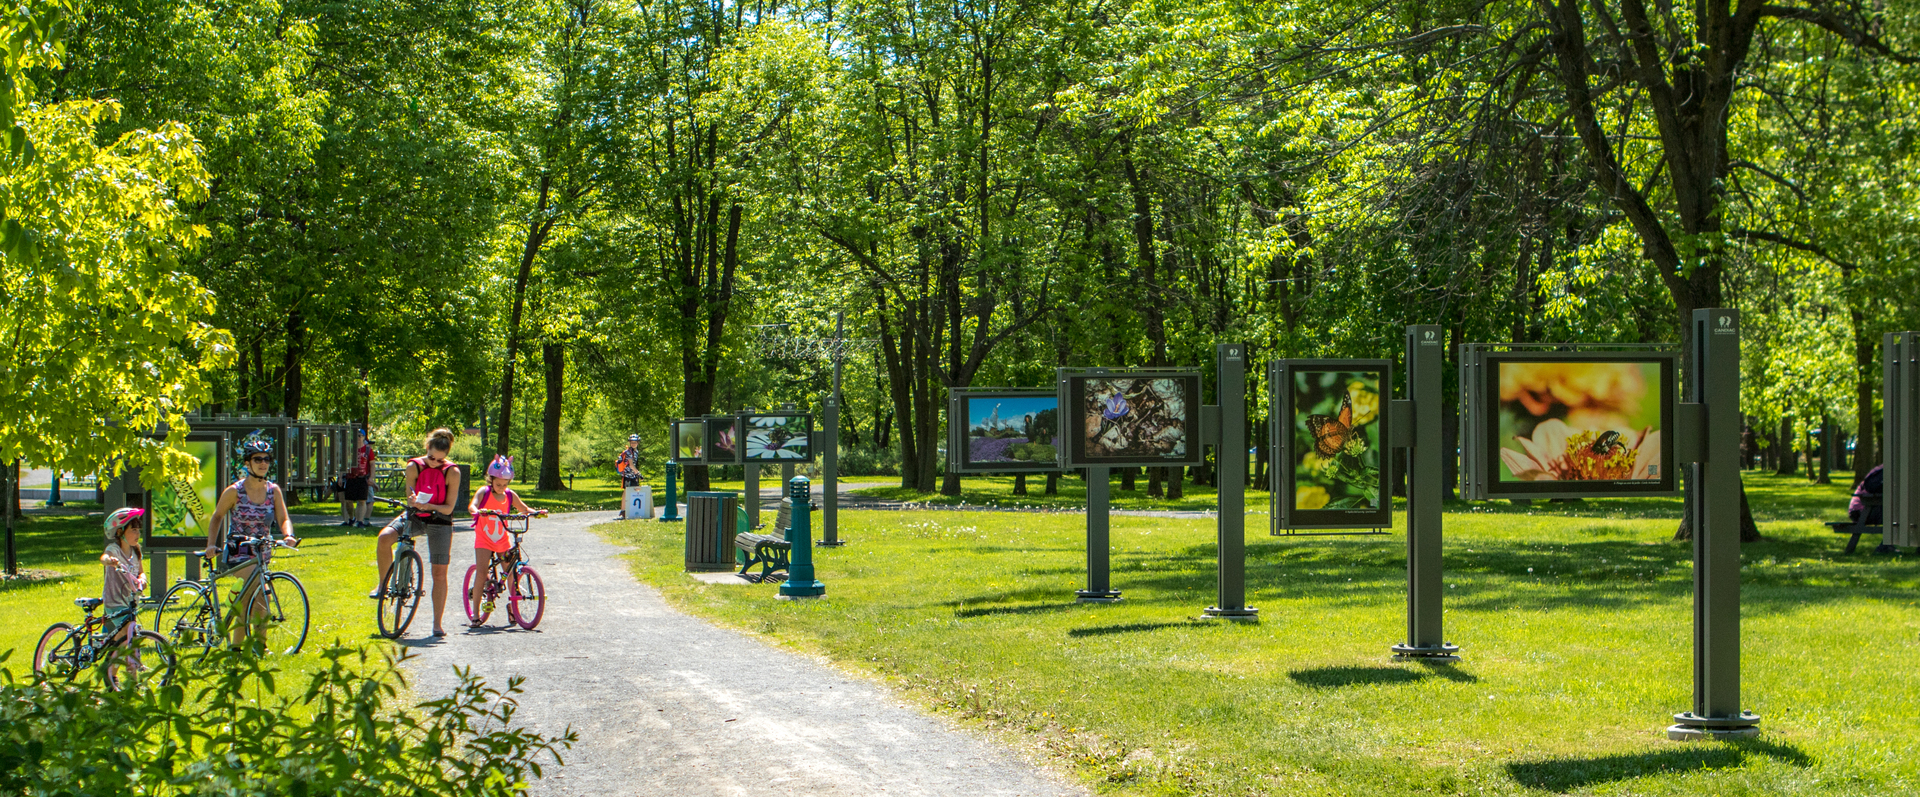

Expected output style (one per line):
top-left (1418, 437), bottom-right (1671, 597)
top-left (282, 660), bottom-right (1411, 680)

top-left (735, 531), bottom-right (791, 582)
top-left (1825, 494), bottom-right (1883, 554)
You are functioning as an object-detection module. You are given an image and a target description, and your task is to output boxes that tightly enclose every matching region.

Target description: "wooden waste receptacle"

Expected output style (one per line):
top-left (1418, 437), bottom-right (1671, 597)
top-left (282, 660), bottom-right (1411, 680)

top-left (684, 491), bottom-right (740, 572)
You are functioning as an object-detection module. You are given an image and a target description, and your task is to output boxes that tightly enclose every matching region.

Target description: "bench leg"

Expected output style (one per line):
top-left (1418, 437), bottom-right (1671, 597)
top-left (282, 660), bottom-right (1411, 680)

top-left (1845, 533), bottom-right (1861, 554)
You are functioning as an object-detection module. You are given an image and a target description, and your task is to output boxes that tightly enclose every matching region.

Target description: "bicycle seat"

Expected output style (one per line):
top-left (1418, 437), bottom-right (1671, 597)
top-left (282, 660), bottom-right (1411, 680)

top-left (74, 597), bottom-right (104, 611)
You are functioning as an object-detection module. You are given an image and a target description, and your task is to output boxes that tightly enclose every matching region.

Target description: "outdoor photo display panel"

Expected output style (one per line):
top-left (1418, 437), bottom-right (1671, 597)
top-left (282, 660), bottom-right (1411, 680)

top-left (145, 432), bottom-right (229, 548)
top-left (671, 419), bottom-right (706, 463)
top-left (1474, 351), bottom-right (1678, 498)
top-left (948, 389), bottom-right (1062, 473)
top-left (1058, 370), bottom-right (1203, 468)
top-left (1272, 360), bottom-right (1392, 529)
top-left (742, 413), bottom-right (815, 462)
top-left (704, 416), bottom-right (744, 464)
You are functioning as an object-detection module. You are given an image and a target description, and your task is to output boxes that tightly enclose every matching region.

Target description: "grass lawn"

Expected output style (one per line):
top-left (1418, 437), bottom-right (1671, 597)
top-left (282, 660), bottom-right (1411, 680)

top-left (603, 471), bottom-right (1920, 796)
top-left (2, 509), bottom-right (412, 684)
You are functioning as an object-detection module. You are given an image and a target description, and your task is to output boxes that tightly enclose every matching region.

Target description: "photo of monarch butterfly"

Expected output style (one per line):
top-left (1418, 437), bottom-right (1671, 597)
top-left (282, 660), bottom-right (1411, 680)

top-left (1274, 360), bottom-right (1391, 530)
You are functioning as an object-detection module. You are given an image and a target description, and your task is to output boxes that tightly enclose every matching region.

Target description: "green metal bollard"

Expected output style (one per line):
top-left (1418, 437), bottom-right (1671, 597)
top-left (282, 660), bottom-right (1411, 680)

top-left (47, 472), bottom-right (64, 507)
top-left (777, 476), bottom-right (825, 599)
top-left (662, 462), bottom-right (682, 522)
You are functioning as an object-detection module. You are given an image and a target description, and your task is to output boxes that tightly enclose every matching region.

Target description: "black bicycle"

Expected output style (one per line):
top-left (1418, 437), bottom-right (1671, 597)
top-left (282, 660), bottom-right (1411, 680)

top-left (369, 496), bottom-right (429, 638)
top-left (35, 599), bottom-right (175, 690)
top-left (153, 537), bottom-right (309, 660)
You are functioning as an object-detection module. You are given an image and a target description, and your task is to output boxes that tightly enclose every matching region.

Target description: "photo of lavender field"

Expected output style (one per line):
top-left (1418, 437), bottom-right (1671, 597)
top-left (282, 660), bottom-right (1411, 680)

top-left (962, 395), bottom-right (1058, 470)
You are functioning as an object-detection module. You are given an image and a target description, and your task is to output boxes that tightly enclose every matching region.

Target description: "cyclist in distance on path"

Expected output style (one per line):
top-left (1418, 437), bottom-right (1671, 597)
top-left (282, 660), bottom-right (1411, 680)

top-left (467, 455), bottom-right (547, 626)
top-left (371, 428), bottom-right (464, 637)
top-left (204, 439), bottom-right (300, 649)
top-left (616, 434), bottom-right (642, 519)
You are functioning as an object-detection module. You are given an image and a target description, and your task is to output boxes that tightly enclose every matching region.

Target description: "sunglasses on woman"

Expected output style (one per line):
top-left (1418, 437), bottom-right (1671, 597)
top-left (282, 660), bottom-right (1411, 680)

top-left (247, 456), bottom-right (272, 464)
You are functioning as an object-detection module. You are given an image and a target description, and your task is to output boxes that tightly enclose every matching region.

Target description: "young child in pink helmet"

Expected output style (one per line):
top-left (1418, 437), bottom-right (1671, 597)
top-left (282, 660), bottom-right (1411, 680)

top-left (467, 456), bottom-right (545, 625)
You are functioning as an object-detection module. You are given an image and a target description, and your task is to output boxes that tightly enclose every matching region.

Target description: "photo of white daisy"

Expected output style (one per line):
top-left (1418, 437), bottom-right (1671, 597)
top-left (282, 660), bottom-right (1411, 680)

top-left (743, 414), bottom-right (811, 461)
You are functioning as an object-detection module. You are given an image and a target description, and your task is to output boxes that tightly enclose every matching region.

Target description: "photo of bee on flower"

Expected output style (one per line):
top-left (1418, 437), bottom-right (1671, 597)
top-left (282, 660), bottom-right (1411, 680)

top-left (1496, 361), bottom-right (1662, 483)
top-left (1292, 371), bottom-right (1383, 510)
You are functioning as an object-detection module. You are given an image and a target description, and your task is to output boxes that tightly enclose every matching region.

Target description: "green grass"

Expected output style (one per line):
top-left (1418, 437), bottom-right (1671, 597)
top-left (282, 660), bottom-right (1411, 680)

top-left (1, 510), bottom-right (406, 684)
top-left (602, 471), bottom-right (1919, 796)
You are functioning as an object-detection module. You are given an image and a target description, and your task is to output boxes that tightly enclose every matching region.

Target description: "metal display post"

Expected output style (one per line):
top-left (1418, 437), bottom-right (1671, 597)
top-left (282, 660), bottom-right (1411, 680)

top-left (4, 459), bottom-right (15, 576)
top-left (821, 396), bottom-right (843, 545)
top-left (1885, 332), bottom-right (1918, 550)
top-left (1204, 343), bottom-right (1257, 620)
top-left (777, 476), bottom-right (826, 599)
top-left (662, 462), bottom-right (682, 522)
top-left (1392, 325), bottom-right (1458, 661)
top-left (1076, 467), bottom-right (1121, 602)
top-left (1670, 309), bottom-right (1760, 739)
top-left (745, 465), bottom-right (761, 528)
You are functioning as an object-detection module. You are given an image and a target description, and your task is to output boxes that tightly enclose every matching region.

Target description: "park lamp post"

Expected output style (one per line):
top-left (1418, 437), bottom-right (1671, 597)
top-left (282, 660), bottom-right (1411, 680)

top-left (777, 476), bottom-right (825, 600)
top-left (662, 461), bottom-right (682, 522)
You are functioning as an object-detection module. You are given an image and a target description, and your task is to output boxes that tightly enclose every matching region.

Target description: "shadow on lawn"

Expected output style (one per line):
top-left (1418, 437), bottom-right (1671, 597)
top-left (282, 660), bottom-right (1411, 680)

top-left (1067, 621), bottom-right (1210, 637)
top-left (955, 603), bottom-right (1076, 619)
top-left (1108, 532), bottom-right (1919, 616)
top-left (1504, 738), bottom-right (1811, 792)
top-left (1288, 663), bottom-right (1477, 688)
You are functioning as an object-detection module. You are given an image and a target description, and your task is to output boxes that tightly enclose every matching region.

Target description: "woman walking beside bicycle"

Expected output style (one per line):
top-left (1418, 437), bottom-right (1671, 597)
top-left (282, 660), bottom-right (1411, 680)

top-left (204, 439), bottom-right (300, 649)
top-left (372, 428), bottom-right (464, 637)
top-left (468, 456), bottom-right (546, 627)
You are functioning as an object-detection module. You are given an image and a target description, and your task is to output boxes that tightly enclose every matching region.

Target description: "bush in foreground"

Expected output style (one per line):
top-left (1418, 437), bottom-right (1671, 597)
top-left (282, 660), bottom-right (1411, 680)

top-left (0, 645), bottom-right (573, 795)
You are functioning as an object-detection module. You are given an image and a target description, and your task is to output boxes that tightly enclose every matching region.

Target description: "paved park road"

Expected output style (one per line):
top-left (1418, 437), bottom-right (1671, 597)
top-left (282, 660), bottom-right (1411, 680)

top-left (400, 512), bottom-right (1086, 797)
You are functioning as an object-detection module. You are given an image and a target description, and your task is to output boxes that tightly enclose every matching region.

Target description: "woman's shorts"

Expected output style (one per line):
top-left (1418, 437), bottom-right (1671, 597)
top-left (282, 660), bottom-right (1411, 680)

top-left (343, 476), bottom-right (371, 501)
top-left (388, 515), bottom-right (455, 565)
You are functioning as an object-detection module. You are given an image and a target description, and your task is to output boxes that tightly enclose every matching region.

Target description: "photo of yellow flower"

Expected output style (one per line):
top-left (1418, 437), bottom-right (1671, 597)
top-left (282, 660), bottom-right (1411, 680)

top-left (1496, 361), bottom-right (1663, 483)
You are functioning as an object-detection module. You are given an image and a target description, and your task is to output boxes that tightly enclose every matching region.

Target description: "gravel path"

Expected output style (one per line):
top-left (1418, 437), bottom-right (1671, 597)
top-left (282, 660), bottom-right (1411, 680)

top-left (399, 511), bottom-right (1086, 797)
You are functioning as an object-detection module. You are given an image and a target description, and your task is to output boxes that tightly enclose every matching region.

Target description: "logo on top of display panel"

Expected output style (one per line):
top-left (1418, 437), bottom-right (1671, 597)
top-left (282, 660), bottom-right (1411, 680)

top-left (1422, 330), bottom-right (1439, 345)
top-left (1715, 315), bottom-right (1736, 334)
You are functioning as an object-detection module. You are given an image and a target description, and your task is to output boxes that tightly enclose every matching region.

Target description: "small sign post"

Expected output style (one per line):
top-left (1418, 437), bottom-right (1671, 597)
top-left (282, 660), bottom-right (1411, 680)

top-left (1076, 467), bottom-right (1120, 602)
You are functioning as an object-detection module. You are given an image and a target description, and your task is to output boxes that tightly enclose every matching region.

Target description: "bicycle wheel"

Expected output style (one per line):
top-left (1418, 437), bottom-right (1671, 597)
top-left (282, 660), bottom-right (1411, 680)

top-left (462, 564), bottom-right (492, 625)
top-left (509, 565), bottom-right (546, 630)
top-left (378, 549), bottom-right (423, 639)
top-left (261, 572), bottom-right (310, 655)
top-left (33, 623), bottom-right (79, 681)
top-left (154, 581), bottom-right (217, 663)
top-left (104, 630), bottom-right (175, 691)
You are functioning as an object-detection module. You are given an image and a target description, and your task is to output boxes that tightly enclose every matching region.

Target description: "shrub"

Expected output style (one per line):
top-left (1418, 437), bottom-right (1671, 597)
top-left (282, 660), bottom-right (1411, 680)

top-left (0, 645), bottom-right (573, 795)
top-left (836, 445), bottom-right (900, 476)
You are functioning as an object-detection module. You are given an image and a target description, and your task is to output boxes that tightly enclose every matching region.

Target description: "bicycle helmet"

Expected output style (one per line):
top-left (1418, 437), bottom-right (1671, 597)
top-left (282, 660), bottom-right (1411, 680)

top-left (242, 437), bottom-right (274, 457)
top-left (486, 455), bottom-right (514, 480)
top-left (104, 507), bottom-right (145, 543)
top-left (627, 434), bottom-right (641, 442)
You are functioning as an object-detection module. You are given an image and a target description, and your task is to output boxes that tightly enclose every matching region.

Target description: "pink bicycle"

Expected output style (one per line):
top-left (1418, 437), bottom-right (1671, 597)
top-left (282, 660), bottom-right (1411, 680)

top-left (463, 511), bottom-right (546, 629)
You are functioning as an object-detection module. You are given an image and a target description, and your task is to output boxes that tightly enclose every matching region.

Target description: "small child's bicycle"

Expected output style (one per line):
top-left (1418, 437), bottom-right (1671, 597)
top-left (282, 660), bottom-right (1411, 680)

top-left (34, 598), bottom-right (176, 690)
top-left (464, 510), bottom-right (546, 630)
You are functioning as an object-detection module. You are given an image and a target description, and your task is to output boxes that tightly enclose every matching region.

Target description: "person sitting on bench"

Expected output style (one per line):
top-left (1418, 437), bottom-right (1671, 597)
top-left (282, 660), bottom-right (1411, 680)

top-left (1850, 465), bottom-right (1884, 525)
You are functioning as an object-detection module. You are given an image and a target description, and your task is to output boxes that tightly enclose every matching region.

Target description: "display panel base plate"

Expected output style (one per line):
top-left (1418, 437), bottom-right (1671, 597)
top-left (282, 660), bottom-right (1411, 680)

top-left (1199, 606), bottom-right (1259, 621)
top-left (1074, 590), bottom-right (1122, 603)
top-left (1390, 642), bottom-right (1461, 663)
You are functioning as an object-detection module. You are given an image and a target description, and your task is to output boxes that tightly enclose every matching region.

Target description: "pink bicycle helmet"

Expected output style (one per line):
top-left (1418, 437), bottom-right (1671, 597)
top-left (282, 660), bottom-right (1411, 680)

top-left (486, 455), bottom-right (514, 480)
top-left (104, 507), bottom-right (145, 543)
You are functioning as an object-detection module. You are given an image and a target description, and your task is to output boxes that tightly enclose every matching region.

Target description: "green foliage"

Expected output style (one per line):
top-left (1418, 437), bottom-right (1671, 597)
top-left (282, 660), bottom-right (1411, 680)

top-left (0, 0), bottom-right (230, 487)
top-left (0, 645), bottom-right (573, 795)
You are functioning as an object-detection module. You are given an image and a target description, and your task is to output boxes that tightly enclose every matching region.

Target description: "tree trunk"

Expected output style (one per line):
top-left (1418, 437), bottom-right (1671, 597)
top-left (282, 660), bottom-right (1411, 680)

top-left (236, 341), bottom-right (250, 413)
top-left (1012, 474), bottom-right (1026, 496)
top-left (1122, 468), bottom-right (1138, 492)
top-left (1816, 416), bottom-right (1832, 485)
top-left (1166, 465), bottom-right (1184, 499)
top-left (1855, 312), bottom-right (1878, 487)
top-left (281, 309), bottom-right (305, 420)
top-left (538, 342), bottom-right (565, 491)
top-left (497, 174), bottom-right (555, 457)
top-left (1776, 416), bottom-right (1796, 475)
top-left (1045, 472), bottom-right (1058, 496)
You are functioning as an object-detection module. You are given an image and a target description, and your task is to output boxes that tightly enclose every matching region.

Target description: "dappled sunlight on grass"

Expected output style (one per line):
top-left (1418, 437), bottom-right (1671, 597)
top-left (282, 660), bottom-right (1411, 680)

top-left (600, 484), bottom-right (1920, 796)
